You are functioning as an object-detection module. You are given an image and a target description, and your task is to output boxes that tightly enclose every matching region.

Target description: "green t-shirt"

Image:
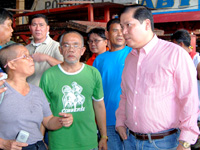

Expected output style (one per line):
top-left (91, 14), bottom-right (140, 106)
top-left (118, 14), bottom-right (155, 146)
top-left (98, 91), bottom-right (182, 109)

top-left (40, 63), bottom-right (104, 150)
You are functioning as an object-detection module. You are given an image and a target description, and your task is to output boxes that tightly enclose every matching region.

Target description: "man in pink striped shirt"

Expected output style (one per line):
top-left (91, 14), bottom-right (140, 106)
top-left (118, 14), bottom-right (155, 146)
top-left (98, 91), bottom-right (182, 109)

top-left (115, 4), bottom-right (200, 150)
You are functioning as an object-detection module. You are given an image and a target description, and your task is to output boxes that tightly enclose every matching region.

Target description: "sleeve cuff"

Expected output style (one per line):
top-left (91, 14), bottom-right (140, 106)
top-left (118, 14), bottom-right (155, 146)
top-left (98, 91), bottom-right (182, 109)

top-left (179, 129), bottom-right (199, 144)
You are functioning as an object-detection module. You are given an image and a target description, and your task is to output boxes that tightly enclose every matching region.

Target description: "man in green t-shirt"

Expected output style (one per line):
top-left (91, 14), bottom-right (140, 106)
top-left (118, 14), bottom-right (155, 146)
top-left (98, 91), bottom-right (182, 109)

top-left (40, 31), bottom-right (107, 150)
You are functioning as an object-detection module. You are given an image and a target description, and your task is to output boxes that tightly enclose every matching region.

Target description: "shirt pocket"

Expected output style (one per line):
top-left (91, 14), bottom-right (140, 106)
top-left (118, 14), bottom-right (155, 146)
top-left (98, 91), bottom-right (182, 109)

top-left (143, 66), bottom-right (173, 97)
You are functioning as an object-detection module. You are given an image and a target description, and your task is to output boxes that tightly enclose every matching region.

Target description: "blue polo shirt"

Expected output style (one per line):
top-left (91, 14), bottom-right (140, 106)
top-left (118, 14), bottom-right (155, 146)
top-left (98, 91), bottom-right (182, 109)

top-left (0, 45), bottom-right (4, 73)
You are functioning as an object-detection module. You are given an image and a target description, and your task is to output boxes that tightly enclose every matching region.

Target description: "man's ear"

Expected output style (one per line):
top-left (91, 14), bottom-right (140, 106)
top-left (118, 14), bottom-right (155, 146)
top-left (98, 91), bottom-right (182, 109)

top-left (105, 30), bottom-right (109, 40)
top-left (47, 25), bottom-right (50, 32)
top-left (145, 19), bottom-right (151, 31)
top-left (179, 42), bottom-right (185, 47)
top-left (81, 47), bottom-right (86, 56)
top-left (59, 46), bottom-right (62, 55)
top-left (29, 25), bottom-right (31, 32)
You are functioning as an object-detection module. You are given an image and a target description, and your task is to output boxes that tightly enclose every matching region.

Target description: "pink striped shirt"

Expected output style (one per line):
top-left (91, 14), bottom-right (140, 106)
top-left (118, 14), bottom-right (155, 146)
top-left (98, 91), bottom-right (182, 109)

top-left (116, 35), bottom-right (200, 144)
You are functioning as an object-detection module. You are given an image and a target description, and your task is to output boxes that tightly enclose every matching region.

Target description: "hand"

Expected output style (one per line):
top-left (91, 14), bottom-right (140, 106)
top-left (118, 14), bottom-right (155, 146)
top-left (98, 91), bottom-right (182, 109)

top-left (98, 138), bottom-right (107, 150)
top-left (2, 139), bottom-right (28, 150)
top-left (32, 53), bottom-right (49, 62)
top-left (116, 126), bottom-right (127, 140)
top-left (59, 113), bottom-right (73, 127)
top-left (177, 144), bottom-right (191, 150)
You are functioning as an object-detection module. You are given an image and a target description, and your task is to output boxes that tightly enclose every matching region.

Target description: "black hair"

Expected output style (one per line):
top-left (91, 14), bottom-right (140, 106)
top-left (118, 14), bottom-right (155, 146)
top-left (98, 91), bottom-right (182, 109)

top-left (171, 29), bottom-right (191, 47)
top-left (87, 28), bottom-right (106, 41)
top-left (0, 8), bottom-right (13, 24)
top-left (120, 4), bottom-right (154, 31)
top-left (29, 14), bottom-right (48, 25)
top-left (106, 18), bottom-right (120, 31)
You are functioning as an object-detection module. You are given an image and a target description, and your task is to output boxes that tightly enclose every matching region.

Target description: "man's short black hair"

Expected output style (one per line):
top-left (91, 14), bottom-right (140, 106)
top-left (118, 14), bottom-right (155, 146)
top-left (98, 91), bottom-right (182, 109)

top-left (29, 14), bottom-right (49, 25)
top-left (106, 19), bottom-right (120, 31)
top-left (0, 8), bottom-right (13, 24)
top-left (120, 4), bottom-right (154, 31)
top-left (171, 29), bottom-right (191, 47)
top-left (87, 28), bottom-right (106, 41)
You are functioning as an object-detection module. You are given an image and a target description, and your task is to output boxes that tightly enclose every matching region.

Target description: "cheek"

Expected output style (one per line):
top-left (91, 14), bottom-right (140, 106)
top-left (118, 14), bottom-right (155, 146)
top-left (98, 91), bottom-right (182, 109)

top-left (0, 28), bottom-right (11, 41)
top-left (99, 43), bottom-right (106, 48)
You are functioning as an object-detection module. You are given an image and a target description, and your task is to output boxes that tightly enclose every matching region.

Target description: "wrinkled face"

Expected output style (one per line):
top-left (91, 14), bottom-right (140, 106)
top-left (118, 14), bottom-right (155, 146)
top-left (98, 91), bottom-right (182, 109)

top-left (108, 23), bottom-right (125, 48)
top-left (60, 33), bottom-right (85, 64)
top-left (0, 19), bottom-right (13, 45)
top-left (88, 33), bottom-right (107, 55)
top-left (10, 46), bottom-right (35, 76)
top-left (120, 10), bottom-right (148, 49)
top-left (29, 17), bottom-right (49, 43)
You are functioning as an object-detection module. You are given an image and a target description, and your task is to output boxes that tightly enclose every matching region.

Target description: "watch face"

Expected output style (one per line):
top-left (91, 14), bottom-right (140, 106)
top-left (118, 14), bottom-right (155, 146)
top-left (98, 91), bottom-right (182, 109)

top-left (183, 142), bottom-right (190, 148)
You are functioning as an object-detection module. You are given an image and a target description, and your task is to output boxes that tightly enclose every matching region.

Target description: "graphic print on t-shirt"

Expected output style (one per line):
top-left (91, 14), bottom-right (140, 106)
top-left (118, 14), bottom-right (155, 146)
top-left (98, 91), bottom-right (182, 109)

top-left (61, 82), bottom-right (85, 113)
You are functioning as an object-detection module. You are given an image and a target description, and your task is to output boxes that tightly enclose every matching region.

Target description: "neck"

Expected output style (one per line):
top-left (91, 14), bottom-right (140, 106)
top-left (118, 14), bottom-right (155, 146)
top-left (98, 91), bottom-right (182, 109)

top-left (6, 74), bottom-right (30, 96)
top-left (61, 62), bottom-right (83, 73)
top-left (34, 37), bottom-right (46, 44)
top-left (136, 32), bottom-right (154, 54)
top-left (110, 44), bottom-right (125, 52)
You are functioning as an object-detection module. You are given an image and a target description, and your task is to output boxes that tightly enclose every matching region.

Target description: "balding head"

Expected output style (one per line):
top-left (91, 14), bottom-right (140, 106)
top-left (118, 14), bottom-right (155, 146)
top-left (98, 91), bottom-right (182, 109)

top-left (0, 43), bottom-right (23, 73)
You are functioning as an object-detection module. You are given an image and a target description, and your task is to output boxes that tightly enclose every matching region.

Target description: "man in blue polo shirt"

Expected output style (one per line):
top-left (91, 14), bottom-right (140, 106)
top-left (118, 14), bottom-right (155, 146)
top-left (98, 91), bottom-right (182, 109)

top-left (0, 8), bottom-right (13, 93)
top-left (0, 8), bottom-right (13, 72)
top-left (93, 18), bottom-right (132, 150)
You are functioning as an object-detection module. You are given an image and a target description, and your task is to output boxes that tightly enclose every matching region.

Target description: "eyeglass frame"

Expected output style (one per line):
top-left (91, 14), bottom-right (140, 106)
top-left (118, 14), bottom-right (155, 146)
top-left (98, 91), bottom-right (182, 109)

top-left (4, 54), bottom-right (33, 68)
top-left (61, 43), bottom-right (83, 50)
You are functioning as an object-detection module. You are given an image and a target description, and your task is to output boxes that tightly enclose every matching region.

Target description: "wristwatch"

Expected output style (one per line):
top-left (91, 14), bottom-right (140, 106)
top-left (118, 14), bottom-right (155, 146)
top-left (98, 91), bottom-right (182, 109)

top-left (179, 141), bottom-right (191, 148)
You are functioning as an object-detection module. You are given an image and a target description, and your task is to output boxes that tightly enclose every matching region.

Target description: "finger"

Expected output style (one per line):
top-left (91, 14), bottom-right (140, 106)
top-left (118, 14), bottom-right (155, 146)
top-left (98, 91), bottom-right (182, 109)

top-left (121, 132), bottom-right (127, 140)
top-left (62, 120), bottom-right (72, 127)
top-left (59, 113), bottom-right (71, 118)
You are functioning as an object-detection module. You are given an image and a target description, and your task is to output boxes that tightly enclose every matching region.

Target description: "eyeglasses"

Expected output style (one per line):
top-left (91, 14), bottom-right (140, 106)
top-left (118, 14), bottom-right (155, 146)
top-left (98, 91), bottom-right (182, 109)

top-left (87, 39), bottom-right (103, 44)
top-left (4, 55), bottom-right (33, 68)
top-left (61, 44), bottom-right (82, 50)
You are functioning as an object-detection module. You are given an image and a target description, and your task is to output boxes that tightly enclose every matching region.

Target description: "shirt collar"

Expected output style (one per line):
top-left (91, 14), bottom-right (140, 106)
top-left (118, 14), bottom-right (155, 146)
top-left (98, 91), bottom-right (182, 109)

top-left (131, 34), bottom-right (158, 55)
top-left (31, 35), bottom-right (50, 46)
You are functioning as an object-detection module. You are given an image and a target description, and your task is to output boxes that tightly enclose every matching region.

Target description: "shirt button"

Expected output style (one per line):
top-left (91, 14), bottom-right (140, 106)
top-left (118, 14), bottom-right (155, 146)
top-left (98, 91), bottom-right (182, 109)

top-left (135, 91), bottom-right (138, 94)
top-left (134, 106), bottom-right (136, 110)
top-left (135, 122), bottom-right (137, 125)
top-left (138, 62), bottom-right (141, 66)
top-left (137, 77), bottom-right (139, 80)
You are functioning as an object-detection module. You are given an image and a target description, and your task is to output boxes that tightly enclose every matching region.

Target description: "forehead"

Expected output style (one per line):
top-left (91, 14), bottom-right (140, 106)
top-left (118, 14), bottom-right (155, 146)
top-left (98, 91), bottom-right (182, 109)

top-left (89, 33), bottom-right (103, 39)
top-left (2, 18), bottom-right (12, 25)
top-left (110, 23), bottom-right (121, 29)
top-left (9, 45), bottom-right (28, 57)
top-left (31, 17), bottom-right (47, 24)
top-left (120, 9), bottom-right (136, 23)
top-left (62, 33), bottom-right (82, 43)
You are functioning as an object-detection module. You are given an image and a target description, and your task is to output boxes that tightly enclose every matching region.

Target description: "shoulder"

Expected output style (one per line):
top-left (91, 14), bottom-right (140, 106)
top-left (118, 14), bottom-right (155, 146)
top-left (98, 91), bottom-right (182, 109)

top-left (95, 51), bottom-right (109, 60)
top-left (29, 83), bottom-right (44, 93)
top-left (42, 65), bottom-right (59, 76)
top-left (157, 38), bottom-right (185, 54)
top-left (84, 64), bottom-right (101, 75)
top-left (25, 43), bottom-right (33, 49)
top-left (124, 46), bottom-right (132, 51)
top-left (84, 64), bottom-right (99, 71)
top-left (47, 37), bottom-right (59, 45)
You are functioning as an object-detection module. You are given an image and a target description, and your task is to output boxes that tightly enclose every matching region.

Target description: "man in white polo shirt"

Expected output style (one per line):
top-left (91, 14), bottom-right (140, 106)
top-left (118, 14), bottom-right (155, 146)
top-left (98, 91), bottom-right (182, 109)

top-left (26, 14), bottom-right (63, 86)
